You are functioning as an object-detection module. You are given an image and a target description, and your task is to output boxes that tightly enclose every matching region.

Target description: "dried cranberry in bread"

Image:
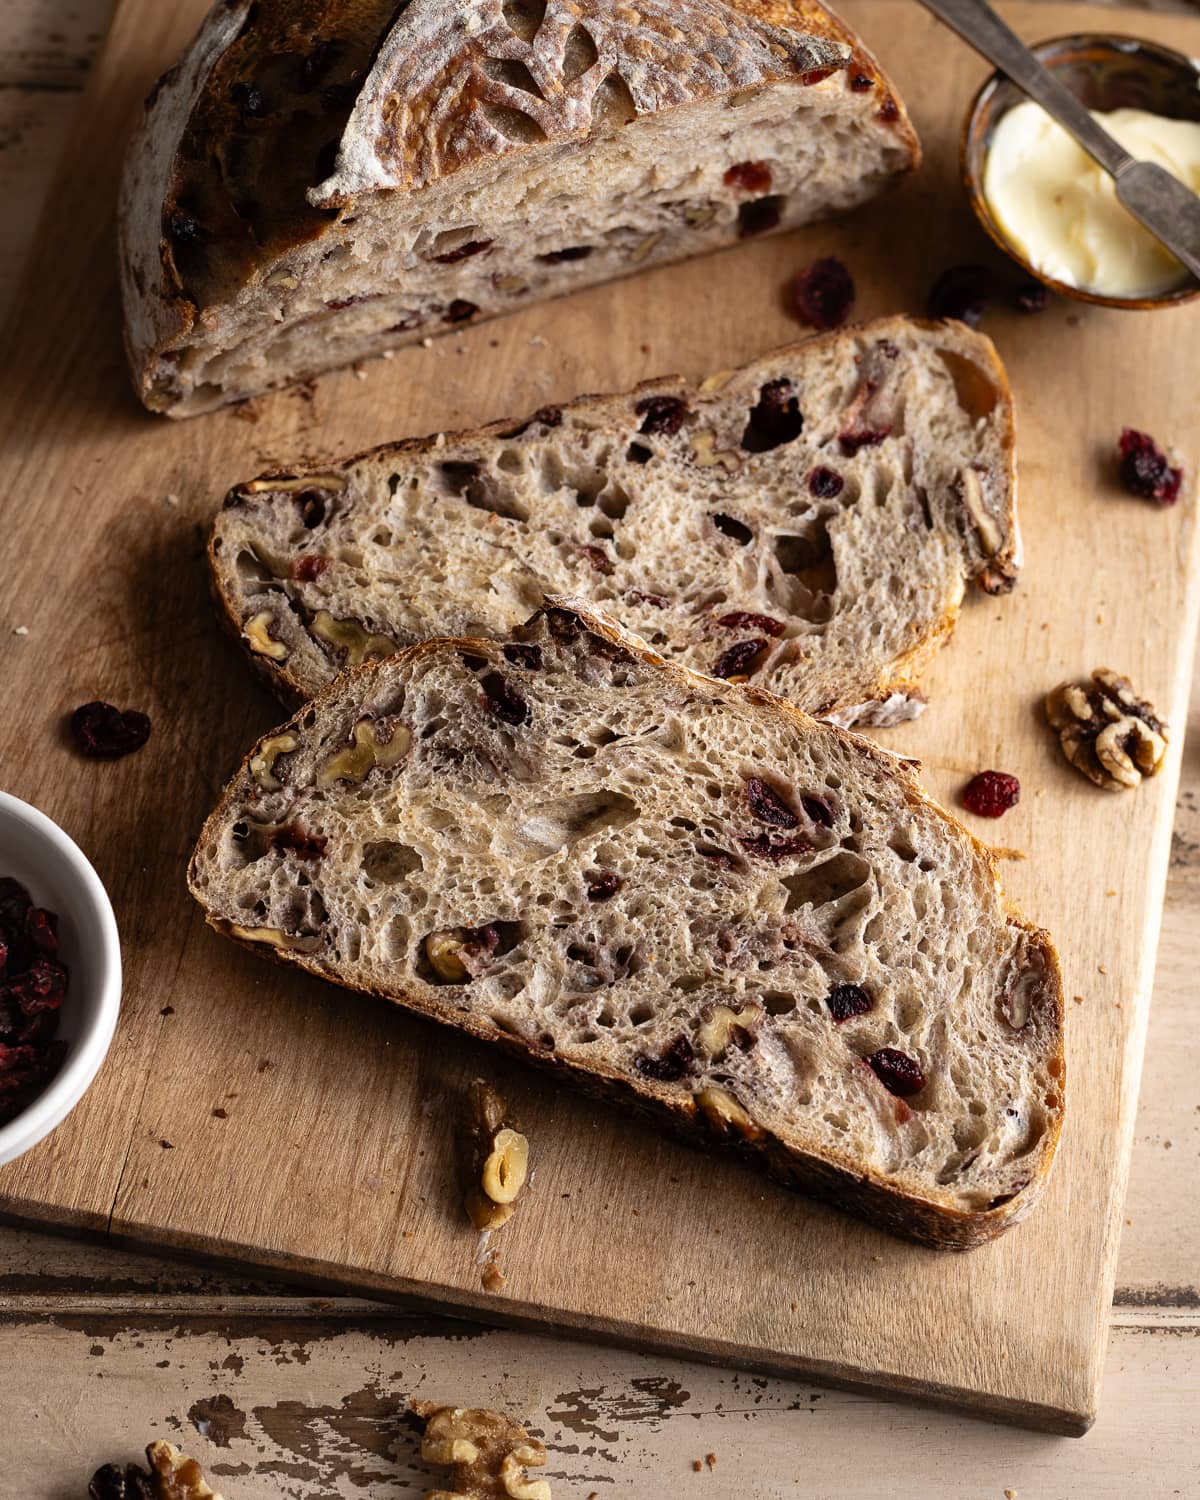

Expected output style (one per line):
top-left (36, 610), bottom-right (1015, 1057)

top-left (119, 0), bottom-right (919, 415)
top-left (187, 600), bottom-right (1064, 1249)
top-left (211, 316), bottom-right (1017, 727)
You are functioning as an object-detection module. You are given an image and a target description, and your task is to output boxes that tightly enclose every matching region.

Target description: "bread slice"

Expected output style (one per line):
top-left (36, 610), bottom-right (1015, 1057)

top-left (187, 600), bottom-right (1063, 1248)
top-left (119, 0), bottom-right (919, 415)
top-left (211, 316), bottom-right (1017, 727)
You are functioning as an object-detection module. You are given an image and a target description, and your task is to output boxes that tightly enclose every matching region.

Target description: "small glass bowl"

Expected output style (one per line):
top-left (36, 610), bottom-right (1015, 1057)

top-left (962, 33), bottom-right (1200, 310)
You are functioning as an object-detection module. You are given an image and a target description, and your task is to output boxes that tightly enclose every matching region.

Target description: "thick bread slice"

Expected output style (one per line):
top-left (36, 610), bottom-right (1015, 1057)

top-left (187, 600), bottom-right (1064, 1249)
top-left (212, 316), bottom-right (1017, 726)
top-left (119, 0), bottom-right (918, 415)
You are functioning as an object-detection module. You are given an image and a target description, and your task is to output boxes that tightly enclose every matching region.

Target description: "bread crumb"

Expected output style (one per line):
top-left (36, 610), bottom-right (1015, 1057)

top-left (1106, 889), bottom-right (1116, 897)
top-left (692, 1460), bottom-right (703, 1472)
top-left (1098, 964), bottom-right (1108, 975)
top-left (991, 846), bottom-right (1026, 862)
top-left (705, 1453), bottom-right (717, 1470)
top-left (353, 364), bottom-right (368, 380)
top-left (1073, 994), bottom-right (1085, 1005)
top-left (529, 334), bottom-right (548, 348)
top-left (1005, 1489), bottom-right (1018, 1498)
top-left (421, 336), bottom-right (434, 348)
top-left (382, 349), bottom-right (395, 360)
top-left (12, 625), bottom-right (28, 637)
top-left (163, 492), bottom-right (180, 506)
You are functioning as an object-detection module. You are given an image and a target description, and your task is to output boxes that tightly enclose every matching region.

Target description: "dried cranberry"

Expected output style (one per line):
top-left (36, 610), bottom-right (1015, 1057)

top-left (443, 299), bottom-right (479, 323)
top-left (167, 212), bottom-right (201, 244)
top-left (269, 824), bottom-right (327, 861)
top-left (8, 956), bottom-right (68, 1014)
top-left (627, 590), bottom-right (668, 609)
top-left (1015, 280), bottom-right (1049, 314)
top-left (636, 395), bottom-right (689, 437)
top-left (538, 246), bottom-right (593, 263)
top-left (737, 196), bottom-right (784, 238)
top-left (961, 770), bottom-right (1020, 818)
top-left (746, 777), bottom-right (799, 828)
top-left (801, 794), bottom-right (835, 828)
top-left (0, 877), bottom-right (32, 933)
top-left (27, 908), bottom-right (57, 956)
top-left (849, 72), bottom-right (875, 91)
top-left (724, 160), bottom-right (773, 194)
top-left (712, 639), bottom-right (767, 679)
top-left (827, 983), bottom-right (872, 1022)
top-left (503, 643), bottom-right (543, 670)
top-left (799, 66), bottom-right (836, 86)
top-left (433, 239), bottom-right (494, 264)
top-left (580, 544), bottom-right (613, 575)
top-left (231, 81), bottom-right (269, 117)
top-left (806, 467), bottom-right (843, 499)
top-left (634, 1034), bottom-right (695, 1083)
top-left (738, 833), bottom-right (812, 862)
top-left (877, 98), bottom-right (900, 123)
top-left (89, 1463), bottom-right (158, 1500)
top-left (461, 924), bottom-right (500, 974)
top-left (866, 1047), bottom-right (925, 1097)
top-left (792, 257), bottom-right (855, 332)
top-left (480, 673), bottom-right (529, 726)
top-left (531, 405), bottom-right (563, 429)
top-left (716, 612), bottom-right (784, 637)
top-left (291, 554), bottom-right (330, 582)
top-left (1117, 428), bottom-right (1182, 506)
top-left (70, 702), bottom-right (151, 759)
top-left (742, 379), bottom-right (803, 452)
top-left (928, 264), bottom-right (992, 327)
top-left (586, 871), bottom-right (622, 901)
top-left (838, 427), bottom-right (891, 457)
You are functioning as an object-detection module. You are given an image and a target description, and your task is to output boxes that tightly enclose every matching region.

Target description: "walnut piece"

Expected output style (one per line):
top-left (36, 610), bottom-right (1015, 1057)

top-left (697, 1001), bottom-right (761, 1057)
top-left (414, 1403), bottom-right (550, 1500)
top-left (1045, 668), bottom-right (1167, 792)
top-left (690, 430), bottom-right (740, 470)
top-left (695, 1086), bottom-right (764, 1141)
top-left (249, 731), bottom-right (299, 791)
top-left (461, 1079), bottom-right (529, 1233)
top-left (243, 610), bottom-right (288, 660)
top-left (226, 921), bottom-right (321, 953)
top-left (311, 608), bottom-right (398, 666)
top-left (317, 717), bottom-right (411, 787)
top-left (957, 467), bottom-right (1002, 555)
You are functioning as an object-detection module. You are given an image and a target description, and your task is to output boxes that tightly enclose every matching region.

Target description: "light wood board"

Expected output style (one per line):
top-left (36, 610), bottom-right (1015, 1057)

top-left (0, 0), bottom-right (1197, 1436)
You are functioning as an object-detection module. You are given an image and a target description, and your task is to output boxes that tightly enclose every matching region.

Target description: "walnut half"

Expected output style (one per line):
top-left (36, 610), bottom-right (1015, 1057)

top-left (461, 1079), bottom-right (529, 1233)
top-left (414, 1403), bottom-right (551, 1500)
top-left (1045, 668), bottom-right (1167, 792)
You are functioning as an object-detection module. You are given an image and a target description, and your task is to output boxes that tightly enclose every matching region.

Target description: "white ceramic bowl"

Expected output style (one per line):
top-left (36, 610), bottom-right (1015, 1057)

top-left (0, 792), bottom-right (121, 1166)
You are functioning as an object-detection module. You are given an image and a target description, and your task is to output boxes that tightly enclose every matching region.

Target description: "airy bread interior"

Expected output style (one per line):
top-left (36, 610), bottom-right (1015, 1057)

top-left (213, 317), bottom-right (1017, 724)
top-left (188, 603), bottom-right (1063, 1244)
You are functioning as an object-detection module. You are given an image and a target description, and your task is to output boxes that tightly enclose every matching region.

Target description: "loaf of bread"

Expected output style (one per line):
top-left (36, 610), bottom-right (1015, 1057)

top-left (211, 316), bottom-right (1017, 726)
top-left (119, 0), bottom-right (919, 415)
top-left (188, 600), bottom-right (1064, 1248)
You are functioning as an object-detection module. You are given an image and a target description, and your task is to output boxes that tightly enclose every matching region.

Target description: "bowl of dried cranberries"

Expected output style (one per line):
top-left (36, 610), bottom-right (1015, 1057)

top-left (0, 792), bottom-right (121, 1167)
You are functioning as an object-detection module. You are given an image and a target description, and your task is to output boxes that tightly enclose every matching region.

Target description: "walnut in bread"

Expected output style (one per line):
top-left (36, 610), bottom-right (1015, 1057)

top-left (210, 316), bottom-right (1017, 726)
top-left (119, 0), bottom-right (919, 415)
top-left (187, 600), bottom-right (1064, 1249)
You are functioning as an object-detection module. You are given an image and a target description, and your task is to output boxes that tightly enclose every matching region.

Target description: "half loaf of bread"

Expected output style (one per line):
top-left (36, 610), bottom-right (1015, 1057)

top-left (188, 600), bottom-right (1064, 1248)
top-left (119, 0), bottom-right (919, 415)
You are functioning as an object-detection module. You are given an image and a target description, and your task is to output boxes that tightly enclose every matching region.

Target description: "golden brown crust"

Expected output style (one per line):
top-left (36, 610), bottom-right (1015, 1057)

top-left (189, 601), bottom-right (1063, 1251)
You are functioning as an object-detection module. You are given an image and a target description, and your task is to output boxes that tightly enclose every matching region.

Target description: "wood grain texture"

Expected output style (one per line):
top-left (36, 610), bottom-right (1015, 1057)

top-left (0, 0), bottom-right (1198, 1439)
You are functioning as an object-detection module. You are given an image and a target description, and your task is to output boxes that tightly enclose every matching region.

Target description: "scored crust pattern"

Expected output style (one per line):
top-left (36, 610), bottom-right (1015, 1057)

top-left (316, 0), bottom-right (849, 200)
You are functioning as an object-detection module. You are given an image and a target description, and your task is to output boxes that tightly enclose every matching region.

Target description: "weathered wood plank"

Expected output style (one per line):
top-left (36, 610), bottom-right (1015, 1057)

top-left (3, 1312), bottom-right (1197, 1498)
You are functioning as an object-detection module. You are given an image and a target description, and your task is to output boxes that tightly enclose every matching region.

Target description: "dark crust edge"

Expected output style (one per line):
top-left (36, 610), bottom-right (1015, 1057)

top-left (208, 316), bottom-right (1017, 718)
top-left (187, 600), bottom-right (1065, 1252)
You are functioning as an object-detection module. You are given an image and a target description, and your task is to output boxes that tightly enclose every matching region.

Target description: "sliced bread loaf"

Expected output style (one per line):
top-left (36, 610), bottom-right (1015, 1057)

top-left (188, 600), bottom-right (1063, 1248)
top-left (212, 316), bottom-right (1017, 726)
top-left (119, 0), bottom-right (918, 415)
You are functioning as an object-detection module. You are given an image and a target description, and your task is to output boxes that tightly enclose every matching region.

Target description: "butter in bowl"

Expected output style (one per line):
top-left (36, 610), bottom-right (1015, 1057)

top-left (963, 34), bottom-right (1200, 309)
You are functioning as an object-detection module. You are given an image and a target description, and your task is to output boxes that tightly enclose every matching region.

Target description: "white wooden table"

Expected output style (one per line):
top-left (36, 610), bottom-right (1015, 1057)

top-left (2, 2), bottom-right (1197, 1493)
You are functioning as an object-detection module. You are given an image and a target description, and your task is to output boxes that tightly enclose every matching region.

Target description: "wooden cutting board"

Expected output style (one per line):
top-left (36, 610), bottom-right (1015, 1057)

top-left (1, 0), bottom-right (1196, 1435)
